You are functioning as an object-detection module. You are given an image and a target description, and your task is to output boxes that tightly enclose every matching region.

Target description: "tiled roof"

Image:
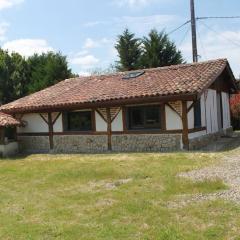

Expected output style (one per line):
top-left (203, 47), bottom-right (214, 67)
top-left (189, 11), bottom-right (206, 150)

top-left (0, 59), bottom-right (235, 113)
top-left (0, 113), bottom-right (20, 127)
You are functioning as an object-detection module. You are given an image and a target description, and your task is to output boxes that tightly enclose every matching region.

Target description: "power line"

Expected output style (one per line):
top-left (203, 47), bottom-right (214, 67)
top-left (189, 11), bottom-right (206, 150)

top-left (178, 25), bottom-right (191, 48)
top-left (167, 20), bottom-right (191, 35)
top-left (197, 16), bottom-right (240, 20)
top-left (199, 21), bottom-right (240, 48)
top-left (196, 24), bottom-right (208, 60)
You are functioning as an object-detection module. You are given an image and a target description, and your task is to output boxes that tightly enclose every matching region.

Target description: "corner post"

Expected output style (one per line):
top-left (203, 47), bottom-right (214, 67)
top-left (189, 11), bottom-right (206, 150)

top-left (182, 101), bottom-right (189, 150)
top-left (48, 113), bottom-right (54, 150)
top-left (0, 128), bottom-right (5, 145)
top-left (106, 108), bottom-right (112, 151)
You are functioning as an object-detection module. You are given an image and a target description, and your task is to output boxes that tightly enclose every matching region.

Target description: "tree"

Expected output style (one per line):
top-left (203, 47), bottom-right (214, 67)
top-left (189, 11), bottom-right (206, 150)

top-left (0, 50), bottom-right (29, 104)
top-left (141, 29), bottom-right (184, 68)
top-left (115, 28), bottom-right (142, 71)
top-left (27, 52), bottom-right (73, 93)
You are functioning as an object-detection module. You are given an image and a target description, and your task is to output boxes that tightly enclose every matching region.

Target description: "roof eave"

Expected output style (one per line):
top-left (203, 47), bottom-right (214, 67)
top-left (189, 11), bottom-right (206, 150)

top-left (1, 93), bottom-right (198, 114)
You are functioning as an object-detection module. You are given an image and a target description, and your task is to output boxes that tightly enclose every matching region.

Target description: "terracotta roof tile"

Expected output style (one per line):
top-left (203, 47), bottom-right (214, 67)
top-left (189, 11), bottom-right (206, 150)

top-left (0, 59), bottom-right (232, 113)
top-left (0, 113), bottom-right (20, 127)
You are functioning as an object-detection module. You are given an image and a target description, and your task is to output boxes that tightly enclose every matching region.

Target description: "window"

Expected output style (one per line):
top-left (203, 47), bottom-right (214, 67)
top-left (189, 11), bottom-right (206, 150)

top-left (122, 70), bottom-right (145, 80)
top-left (127, 105), bottom-right (161, 130)
top-left (63, 111), bottom-right (93, 131)
top-left (194, 100), bottom-right (202, 128)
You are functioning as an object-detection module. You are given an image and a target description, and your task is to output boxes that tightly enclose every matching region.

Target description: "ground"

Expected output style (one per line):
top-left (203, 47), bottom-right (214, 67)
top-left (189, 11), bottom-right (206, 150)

top-left (1, 138), bottom-right (240, 239)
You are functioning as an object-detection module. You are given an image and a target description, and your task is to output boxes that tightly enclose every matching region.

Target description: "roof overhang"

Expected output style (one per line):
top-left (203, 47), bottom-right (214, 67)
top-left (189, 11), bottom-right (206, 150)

top-left (1, 93), bottom-right (197, 114)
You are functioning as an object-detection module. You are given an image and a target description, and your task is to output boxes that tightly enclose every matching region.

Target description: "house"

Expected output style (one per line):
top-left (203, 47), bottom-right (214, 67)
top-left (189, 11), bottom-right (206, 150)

top-left (0, 112), bottom-right (20, 157)
top-left (0, 58), bottom-right (237, 154)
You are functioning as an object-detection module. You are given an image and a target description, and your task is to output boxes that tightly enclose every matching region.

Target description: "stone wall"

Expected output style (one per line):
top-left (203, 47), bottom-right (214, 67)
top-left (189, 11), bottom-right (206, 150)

top-left (112, 134), bottom-right (182, 152)
top-left (189, 127), bottom-right (233, 150)
top-left (18, 136), bottom-right (50, 153)
top-left (53, 135), bottom-right (108, 153)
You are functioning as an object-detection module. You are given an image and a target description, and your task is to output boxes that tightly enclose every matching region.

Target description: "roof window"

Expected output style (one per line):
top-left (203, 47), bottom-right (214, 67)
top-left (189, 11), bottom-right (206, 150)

top-left (122, 70), bottom-right (145, 80)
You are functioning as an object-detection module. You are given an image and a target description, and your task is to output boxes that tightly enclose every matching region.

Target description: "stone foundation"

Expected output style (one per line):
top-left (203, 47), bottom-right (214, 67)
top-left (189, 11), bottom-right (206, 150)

top-left (18, 136), bottom-right (50, 153)
top-left (53, 135), bottom-right (108, 153)
top-left (18, 134), bottom-right (182, 153)
top-left (112, 134), bottom-right (182, 152)
top-left (189, 127), bottom-right (233, 150)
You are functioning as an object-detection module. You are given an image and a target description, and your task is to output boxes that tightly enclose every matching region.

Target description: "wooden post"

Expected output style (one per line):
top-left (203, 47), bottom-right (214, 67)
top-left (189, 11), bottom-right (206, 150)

top-left (106, 108), bottom-right (112, 151)
top-left (48, 113), bottom-right (54, 150)
top-left (0, 128), bottom-right (5, 145)
top-left (182, 101), bottom-right (189, 150)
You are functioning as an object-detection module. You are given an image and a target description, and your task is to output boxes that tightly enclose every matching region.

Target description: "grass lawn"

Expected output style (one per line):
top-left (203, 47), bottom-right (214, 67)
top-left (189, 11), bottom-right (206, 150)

top-left (0, 151), bottom-right (240, 240)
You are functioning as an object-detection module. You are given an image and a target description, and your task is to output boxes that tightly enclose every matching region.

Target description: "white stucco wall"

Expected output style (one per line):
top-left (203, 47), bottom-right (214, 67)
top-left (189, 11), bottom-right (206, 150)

top-left (205, 89), bottom-right (219, 134)
top-left (165, 105), bottom-right (182, 130)
top-left (222, 92), bottom-right (231, 129)
top-left (112, 110), bottom-right (123, 132)
top-left (18, 113), bottom-right (48, 133)
top-left (53, 113), bottom-right (63, 132)
top-left (0, 142), bottom-right (19, 157)
top-left (95, 111), bottom-right (107, 132)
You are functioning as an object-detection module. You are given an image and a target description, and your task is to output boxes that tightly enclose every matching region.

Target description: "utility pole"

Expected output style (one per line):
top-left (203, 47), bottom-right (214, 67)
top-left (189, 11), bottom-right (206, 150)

top-left (190, 0), bottom-right (198, 62)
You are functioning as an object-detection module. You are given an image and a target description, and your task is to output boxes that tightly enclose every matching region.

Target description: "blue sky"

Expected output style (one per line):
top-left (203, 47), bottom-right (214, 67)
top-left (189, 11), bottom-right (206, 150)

top-left (0, 0), bottom-right (239, 76)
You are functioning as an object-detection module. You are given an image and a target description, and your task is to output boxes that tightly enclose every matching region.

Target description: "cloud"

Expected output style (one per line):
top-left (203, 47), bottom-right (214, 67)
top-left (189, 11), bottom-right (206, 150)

top-left (180, 29), bottom-right (240, 77)
top-left (119, 15), bottom-right (177, 32)
top-left (70, 54), bottom-right (100, 69)
top-left (83, 37), bottom-right (112, 49)
top-left (0, 22), bottom-right (9, 41)
top-left (0, 0), bottom-right (24, 10)
top-left (84, 14), bottom-right (178, 34)
top-left (113, 0), bottom-right (155, 8)
top-left (2, 39), bottom-right (54, 57)
top-left (78, 71), bottom-right (91, 77)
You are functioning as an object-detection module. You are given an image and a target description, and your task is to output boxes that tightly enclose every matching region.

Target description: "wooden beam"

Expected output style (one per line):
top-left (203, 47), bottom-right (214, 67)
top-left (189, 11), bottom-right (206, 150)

top-left (52, 112), bottom-right (61, 125)
top-left (48, 113), bottom-right (54, 150)
top-left (166, 103), bottom-right (182, 118)
top-left (182, 101), bottom-right (189, 150)
top-left (106, 108), bottom-right (112, 151)
top-left (161, 104), bottom-right (166, 130)
top-left (39, 113), bottom-right (49, 125)
top-left (0, 128), bottom-right (5, 144)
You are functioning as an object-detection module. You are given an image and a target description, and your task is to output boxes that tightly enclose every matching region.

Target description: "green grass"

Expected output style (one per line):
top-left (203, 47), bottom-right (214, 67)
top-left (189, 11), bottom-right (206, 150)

top-left (0, 152), bottom-right (239, 240)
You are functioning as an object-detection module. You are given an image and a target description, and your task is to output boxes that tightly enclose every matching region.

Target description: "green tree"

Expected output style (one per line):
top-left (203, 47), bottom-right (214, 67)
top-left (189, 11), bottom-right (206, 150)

top-left (0, 50), bottom-right (29, 104)
top-left (141, 29), bottom-right (184, 68)
top-left (27, 52), bottom-right (73, 93)
top-left (115, 28), bottom-right (142, 71)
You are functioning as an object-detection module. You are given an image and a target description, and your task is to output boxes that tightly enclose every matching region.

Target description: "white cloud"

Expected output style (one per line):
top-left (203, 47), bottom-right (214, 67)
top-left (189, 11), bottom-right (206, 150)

top-left (83, 37), bottom-right (112, 49)
top-left (119, 15), bottom-right (177, 32)
top-left (2, 39), bottom-right (54, 57)
top-left (84, 14), bottom-right (178, 34)
top-left (113, 0), bottom-right (154, 8)
top-left (180, 30), bottom-right (240, 77)
top-left (78, 71), bottom-right (91, 77)
top-left (71, 54), bottom-right (99, 69)
top-left (83, 38), bottom-right (100, 49)
top-left (0, 22), bottom-right (9, 41)
top-left (0, 0), bottom-right (24, 10)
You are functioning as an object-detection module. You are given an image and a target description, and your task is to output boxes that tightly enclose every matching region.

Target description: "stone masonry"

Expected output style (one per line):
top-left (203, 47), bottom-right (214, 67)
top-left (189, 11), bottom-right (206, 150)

top-left (112, 134), bottom-right (182, 152)
top-left (18, 136), bottom-right (50, 153)
top-left (53, 135), bottom-right (108, 153)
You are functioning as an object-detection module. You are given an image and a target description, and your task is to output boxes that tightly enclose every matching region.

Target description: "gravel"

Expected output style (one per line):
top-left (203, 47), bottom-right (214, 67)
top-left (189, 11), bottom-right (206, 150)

top-left (169, 151), bottom-right (240, 207)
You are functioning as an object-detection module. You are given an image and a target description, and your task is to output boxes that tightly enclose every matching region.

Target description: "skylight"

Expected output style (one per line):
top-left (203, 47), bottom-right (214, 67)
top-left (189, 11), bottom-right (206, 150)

top-left (122, 70), bottom-right (145, 80)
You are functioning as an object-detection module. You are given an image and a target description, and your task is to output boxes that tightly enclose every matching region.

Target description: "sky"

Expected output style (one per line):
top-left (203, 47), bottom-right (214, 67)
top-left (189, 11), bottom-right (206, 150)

top-left (0, 0), bottom-right (239, 77)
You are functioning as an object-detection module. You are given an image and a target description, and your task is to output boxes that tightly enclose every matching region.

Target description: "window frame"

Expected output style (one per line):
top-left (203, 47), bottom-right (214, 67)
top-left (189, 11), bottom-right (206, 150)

top-left (63, 110), bottom-right (95, 132)
top-left (125, 104), bottom-right (164, 131)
